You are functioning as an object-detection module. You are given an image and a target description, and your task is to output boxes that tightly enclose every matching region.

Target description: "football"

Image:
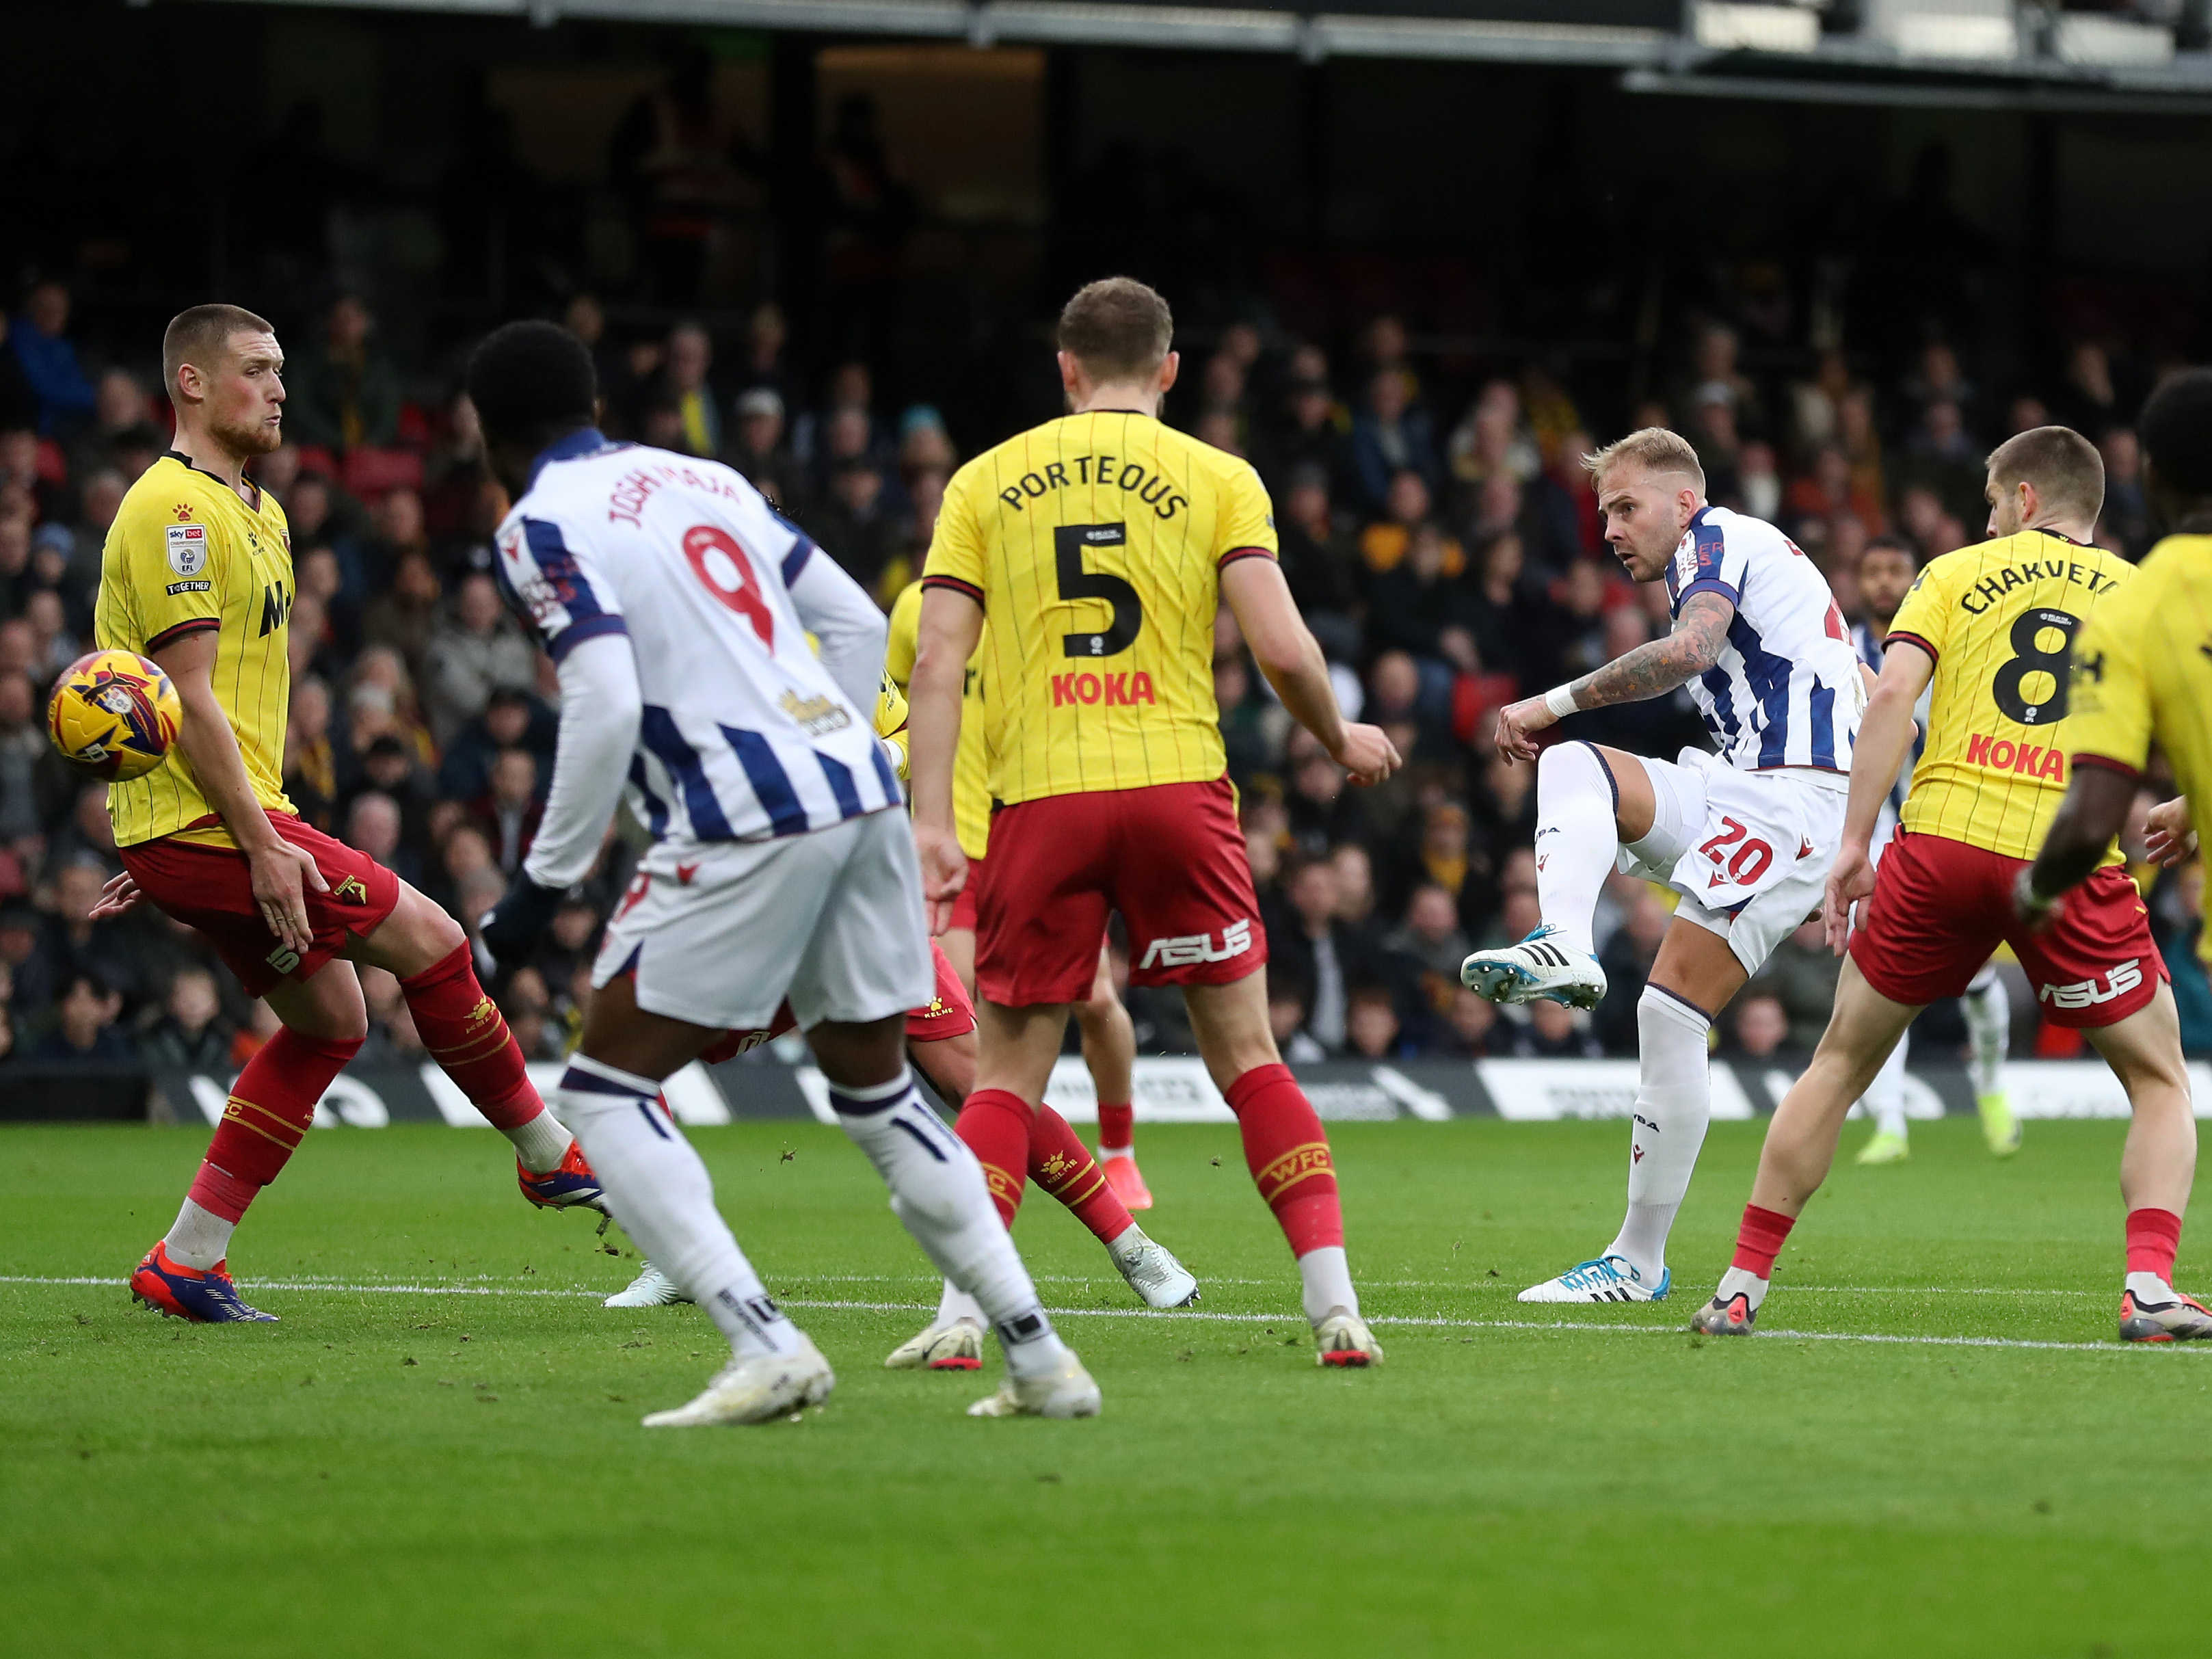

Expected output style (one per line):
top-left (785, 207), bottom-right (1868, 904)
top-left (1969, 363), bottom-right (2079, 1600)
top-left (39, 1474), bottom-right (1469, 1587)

top-left (44, 648), bottom-right (183, 782)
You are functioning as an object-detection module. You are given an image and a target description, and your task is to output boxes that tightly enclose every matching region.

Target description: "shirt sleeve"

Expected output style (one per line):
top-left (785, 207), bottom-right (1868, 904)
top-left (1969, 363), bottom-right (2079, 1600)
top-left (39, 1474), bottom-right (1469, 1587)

top-left (522, 632), bottom-right (643, 890)
top-left (118, 492), bottom-right (226, 652)
top-left (885, 581), bottom-right (922, 693)
top-left (2066, 586), bottom-right (2155, 776)
top-left (874, 672), bottom-right (911, 781)
top-left (494, 514), bottom-right (626, 662)
top-left (920, 468), bottom-right (987, 602)
top-left (1216, 462), bottom-right (1279, 568)
top-left (1675, 515), bottom-right (1750, 611)
top-left (1883, 560), bottom-right (1951, 663)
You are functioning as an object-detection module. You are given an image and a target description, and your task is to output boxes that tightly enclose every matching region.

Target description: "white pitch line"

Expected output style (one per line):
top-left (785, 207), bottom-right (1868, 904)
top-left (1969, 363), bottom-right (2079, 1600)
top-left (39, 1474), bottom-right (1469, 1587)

top-left (0, 1275), bottom-right (2177, 1355)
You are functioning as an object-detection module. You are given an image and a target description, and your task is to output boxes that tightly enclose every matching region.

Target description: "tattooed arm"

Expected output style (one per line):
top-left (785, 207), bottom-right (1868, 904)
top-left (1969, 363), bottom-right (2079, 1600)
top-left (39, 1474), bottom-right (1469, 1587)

top-left (1493, 591), bottom-right (1733, 764)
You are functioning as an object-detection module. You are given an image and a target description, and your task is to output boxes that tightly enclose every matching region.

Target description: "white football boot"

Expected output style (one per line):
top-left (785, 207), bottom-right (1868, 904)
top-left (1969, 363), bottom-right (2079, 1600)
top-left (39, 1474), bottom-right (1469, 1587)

top-left (967, 1349), bottom-right (1102, 1418)
top-left (1314, 1305), bottom-right (1384, 1367)
top-left (1460, 923), bottom-right (1608, 1011)
top-left (1519, 1253), bottom-right (1670, 1303)
top-left (883, 1315), bottom-right (986, 1371)
top-left (1107, 1227), bottom-right (1200, 1309)
top-left (641, 1334), bottom-right (836, 1427)
top-left (604, 1262), bottom-right (691, 1308)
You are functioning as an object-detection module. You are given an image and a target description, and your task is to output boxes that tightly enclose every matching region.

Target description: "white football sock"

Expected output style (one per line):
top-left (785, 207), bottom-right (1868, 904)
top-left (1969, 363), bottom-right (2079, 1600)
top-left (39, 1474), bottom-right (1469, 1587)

top-left (1964, 970), bottom-right (2010, 1097)
top-left (1715, 1265), bottom-right (1770, 1312)
top-left (1605, 987), bottom-right (1714, 1286)
top-left (2127, 1271), bottom-right (2180, 1302)
top-left (935, 1280), bottom-right (987, 1326)
top-left (552, 1055), bottom-right (795, 1360)
top-left (1296, 1245), bottom-right (1358, 1325)
top-left (829, 1070), bottom-right (1070, 1381)
top-left (163, 1197), bottom-right (236, 1271)
top-left (1862, 1028), bottom-right (1910, 1141)
top-left (505, 1106), bottom-right (576, 1173)
top-left (1533, 741), bottom-right (1621, 957)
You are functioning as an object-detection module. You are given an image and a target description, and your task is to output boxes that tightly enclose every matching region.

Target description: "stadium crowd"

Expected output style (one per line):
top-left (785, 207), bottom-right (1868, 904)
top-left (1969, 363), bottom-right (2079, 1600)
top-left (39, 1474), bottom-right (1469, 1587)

top-left (2, 275), bottom-right (2209, 1076)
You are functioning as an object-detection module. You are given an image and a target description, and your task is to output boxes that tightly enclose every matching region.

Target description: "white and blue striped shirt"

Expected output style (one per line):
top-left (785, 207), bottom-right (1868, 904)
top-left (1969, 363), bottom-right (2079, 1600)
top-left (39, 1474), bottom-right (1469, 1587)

top-left (1664, 505), bottom-right (1864, 775)
top-left (496, 431), bottom-right (900, 853)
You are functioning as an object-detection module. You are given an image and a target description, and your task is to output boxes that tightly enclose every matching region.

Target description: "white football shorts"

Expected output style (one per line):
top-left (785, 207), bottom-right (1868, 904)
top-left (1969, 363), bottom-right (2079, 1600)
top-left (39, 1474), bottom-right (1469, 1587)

top-left (592, 806), bottom-right (935, 1032)
top-left (1615, 747), bottom-right (1849, 979)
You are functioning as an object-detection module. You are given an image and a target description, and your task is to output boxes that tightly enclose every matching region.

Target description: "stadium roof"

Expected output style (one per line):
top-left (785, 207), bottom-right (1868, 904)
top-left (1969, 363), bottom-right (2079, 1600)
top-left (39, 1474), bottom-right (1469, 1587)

top-left (182, 0), bottom-right (2212, 111)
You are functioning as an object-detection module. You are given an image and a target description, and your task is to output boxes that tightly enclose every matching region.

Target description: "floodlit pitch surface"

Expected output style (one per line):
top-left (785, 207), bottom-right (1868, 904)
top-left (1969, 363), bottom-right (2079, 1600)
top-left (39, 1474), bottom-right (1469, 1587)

top-left (8, 1117), bottom-right (2210, 1658)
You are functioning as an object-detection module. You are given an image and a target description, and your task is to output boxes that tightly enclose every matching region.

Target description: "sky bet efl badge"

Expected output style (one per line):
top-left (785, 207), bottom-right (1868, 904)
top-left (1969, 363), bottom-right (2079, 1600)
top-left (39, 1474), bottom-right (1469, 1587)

top-left (165, 522), bottom-right (209, 578)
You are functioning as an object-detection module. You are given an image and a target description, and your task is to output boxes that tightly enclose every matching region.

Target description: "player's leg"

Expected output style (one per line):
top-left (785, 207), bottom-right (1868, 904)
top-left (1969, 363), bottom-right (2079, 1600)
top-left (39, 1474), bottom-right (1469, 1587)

top-left (132, 958), bottom-right (368, 1323)
top-left (1852, 1027), bottom-right (1913, 1165)
top-left (1690, 958), bottom-right (1921, 1333)
top-left (1963, 963), bottom-right (2020, 1156)
top-left (2086, 985), bottom-right (2206, 1339)
top-left (1184, 967), bottom-right (1378, 1364)
top-left (1460, 741), bottom-right (1662, 1009)
top-left (1077, 944), bottom-right (1146, 1206)
top-left (546, 970), bottom-right (835, 1426)
top-left (349, 880), bottom-right (598, 1208)
top-left (1522, 914), bottom-right (1747, 1304)
top-left (801, 810), bottom-right (1095, 1418)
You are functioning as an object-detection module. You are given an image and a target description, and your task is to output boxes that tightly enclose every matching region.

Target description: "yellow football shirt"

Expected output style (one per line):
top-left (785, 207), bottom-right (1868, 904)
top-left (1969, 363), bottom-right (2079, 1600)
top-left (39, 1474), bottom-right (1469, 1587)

top-left (921, 410), bottom-right (1275, 807)
top-left (1884, 529), bottom-right (2133, 864)
top-left (2066, 533), bottom-right (2212, 955)
top-left (887, 579), bottom-right (991, 860)
top-left (93, 452), bottom-right (295, 849)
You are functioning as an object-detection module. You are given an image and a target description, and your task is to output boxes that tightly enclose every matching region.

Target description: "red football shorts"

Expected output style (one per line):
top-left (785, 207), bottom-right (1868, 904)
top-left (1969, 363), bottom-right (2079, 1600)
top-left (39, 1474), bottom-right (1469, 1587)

top-left (976, 776), bottom-right (1264, 1007)
top-left (1850, 827), bottom-right (2166, 1028)
top-left (948, 853), bottom-right (985, 934)
top-left (120, 812), bottom-right (401, 998)
top-left (699, 940), bottom-right (975, 1061)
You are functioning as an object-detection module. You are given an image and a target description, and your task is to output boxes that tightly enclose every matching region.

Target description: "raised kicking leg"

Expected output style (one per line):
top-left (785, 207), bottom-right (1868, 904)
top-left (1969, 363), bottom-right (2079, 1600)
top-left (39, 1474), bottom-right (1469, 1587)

top-left (1461, 741), bottom-right (1657, 1009)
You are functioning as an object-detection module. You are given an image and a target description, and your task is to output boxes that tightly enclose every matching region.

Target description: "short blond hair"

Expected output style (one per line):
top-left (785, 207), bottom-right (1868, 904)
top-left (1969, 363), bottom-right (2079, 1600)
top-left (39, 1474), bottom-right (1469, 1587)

top-left (1583, 427), bottom-right (1706, 495)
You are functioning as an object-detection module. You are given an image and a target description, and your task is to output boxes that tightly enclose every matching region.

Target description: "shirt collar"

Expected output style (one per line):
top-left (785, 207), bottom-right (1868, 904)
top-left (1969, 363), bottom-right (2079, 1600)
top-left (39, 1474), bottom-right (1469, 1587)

top-left (527, 426), bottom-right (616, 493)
top-left (165, 449), bottom-right (261, 512)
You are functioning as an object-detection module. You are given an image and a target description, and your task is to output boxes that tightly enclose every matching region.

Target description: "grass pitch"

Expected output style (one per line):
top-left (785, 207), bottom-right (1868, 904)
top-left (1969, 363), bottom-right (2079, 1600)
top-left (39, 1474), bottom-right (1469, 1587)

top-left (7, 1116), bottom-right (2211, 1659)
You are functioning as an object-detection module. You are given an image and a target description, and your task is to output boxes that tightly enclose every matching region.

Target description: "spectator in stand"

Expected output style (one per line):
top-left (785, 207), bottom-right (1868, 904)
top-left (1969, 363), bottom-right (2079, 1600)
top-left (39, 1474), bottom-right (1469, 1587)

top-left (1785, 442), bottom-right (1886, 542)
top-left (2, 901), bottom-right (50, 1014)
top-left (795, 360), bottom-right (883, 475)
top-left (1737, 440), bottom-right (1782, 523)
top-left (726, 386), bottom-right (798, 507)
top-left (46, 782), bottom-right (119, 875)
top-left (1345, 984), bottom-right (1411, 1061)
top-left (1724, 992), bottom-right (1794, 1062)
top-left (811, 455), bottom-right (900, 595)
top-left (347, 732), bottom-right (440, 872)
top-left (1350, 366), bottom-right (1439, 514)
top-left (26, 970), bottom-right (131, 1063)
top-left (282, 676), bottom-right (343, 832)
top-left (1787, 347), bottom-right (1854, 460)
top-left (137, 966), bottom-right (234, 1071)
top-left (9, 282), bottom-right (96, 436)
top-left (1595, 886), bottom-right (1670, 1055)
top-left (72, 367), bottom-right (163, 483)
top-left (1509, 998), bottom-right (1601, 1059)
top-left (44, 855), bottom-right (146, 1009)
top-left (285, 293), bottom-right (401, 452)
top-left (22, 589), bottom-right (77, 682)
top-left (731, 302), bottom-right (795, 408)
top-left (658, 321), bottom-right (722, 458)
top-left (347, 644), bottom-right (439, 767)
top-left (1, 669), bottom-right (70, 856)
top-left (1383, 884), bottom-right (1473, 1037)
top-left (1675, 322), bottom-right (1765, 438)
top-left (1251, 358), bottom-right (1352, 502)
top-left (361, 548), bottom-right (442, 676)
top-left (437, 685), bottom-right (555, 804)
top-left (1895, 483), bottom-right (1967, 563)
top-left (1266, 972), bottom-right (1327, 1064)
top-left (2053, 340), bottom-right (2127, 438)
top-left (347, 790), bottom-right (421, 890)
top-left (469, 747), bottom-right (542, 875)
top-left (1748, 916), bottom-right (1845, 1050)
top-left (1284, 728), bottom-right (1373, 857)
top-left (1367, 520), bottom-right (1477, 670)
top-left (1263, 854), bottom-right (1378, 1056)
top-left (1902, 340), bottom-right (1977, 429)
top-left (1898, 397), bottom-right (1985, 527)
top-left (1463, 529), bottom-right (1551, 689)
top-left (421, 571), bottom-right (537, 747)
top-left (2098, 427), bottom-right (2151, 559)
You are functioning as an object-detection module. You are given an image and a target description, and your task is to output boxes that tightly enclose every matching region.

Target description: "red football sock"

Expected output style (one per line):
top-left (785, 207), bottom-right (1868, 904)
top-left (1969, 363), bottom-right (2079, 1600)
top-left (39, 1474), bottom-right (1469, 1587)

top-left (1225, 1063), bottom-right (1343, 1257)
top-left (1733, 1204), bottom-right (1796, 1278)
top-left (196, 1026), bottom-right (364, 1212)
top-left (1029, 1104), bottom-right (1134, 1245)
top-left (1096, 1101), bottom-right (1134, 1154)
top-left (954, 1087), bottom-right (1035, 1225)
top-left (401, 944), bottom-right (542, 1130)
top-left (2127, 1207), bottom-right (2183, 1279)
